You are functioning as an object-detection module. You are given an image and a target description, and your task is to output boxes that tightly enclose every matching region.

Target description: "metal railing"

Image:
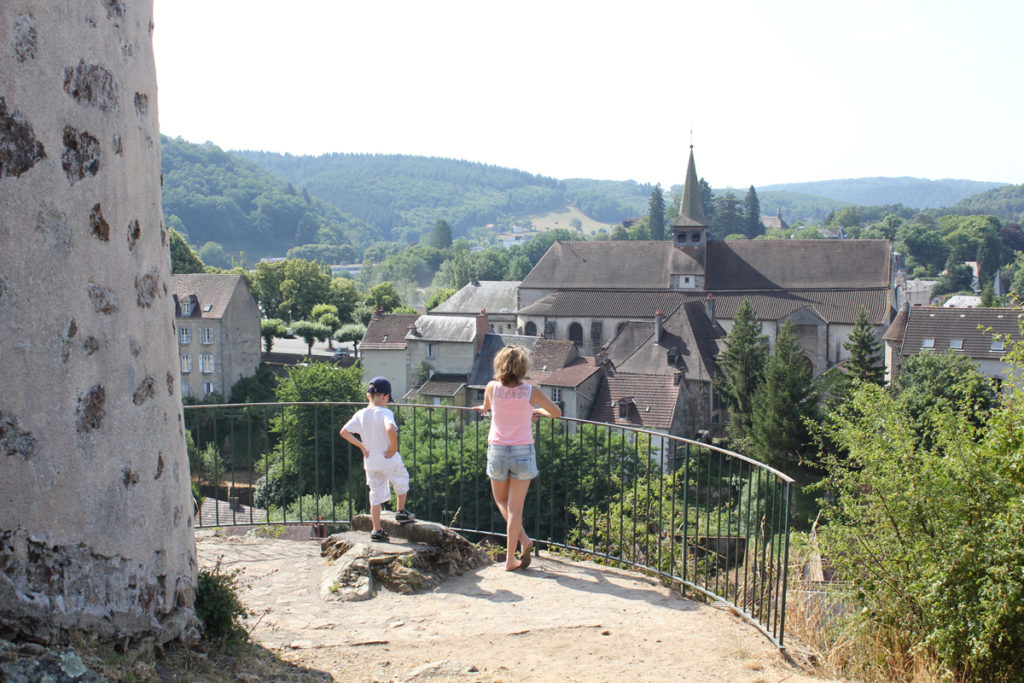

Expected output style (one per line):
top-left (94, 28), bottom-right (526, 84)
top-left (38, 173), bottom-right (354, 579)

top-left (185, 401), bottom-right (794, 648)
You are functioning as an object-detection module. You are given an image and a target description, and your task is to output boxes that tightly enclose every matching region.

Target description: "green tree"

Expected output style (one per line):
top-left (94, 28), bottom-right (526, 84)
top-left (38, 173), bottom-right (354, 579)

top-left (279, 259), bottom-right (332, 321)
top-left (425, 287), bottom-right (456, 310)
top-left (290, 320), bottom-right (332, 356)
top-left (743, 185), bottom-right (763, 239)
top-left (198, 241), bottom-right (232, 270)
top-left (815, 347), bottom-right (1023, 679)
top-left (506, 253), bottom-right (532, 280)
top-left (711, 192), bottom-right (743, 239)
top-left (748, 319), bottom-right (817, 468)
top-left (610, 224), bottom-right (630, 240)
top-left (168, 227), bottom-right (206, 274)
top-left (260, 318), bottom-right (287, 353)
top-left (699, 178), bottom-right (715, 224)
top-left (335, 323), bottom-right (367, 358)
top-left (715, 299), bottom-right (768, 440)
top-left (327, 277), bottom-right (362, 324)
top-left (427, 219), bottom-right (453, 250)
top-left (439, 247), bottom-right (472, 290)
top-left (976, 232), bottom-right (1006, 288)
top-left (841, 306), bottom-right (884, 386)
top-left (648, 185), bottom-right (666, 241)
top-left (365, 281), bottom-right (403, 313)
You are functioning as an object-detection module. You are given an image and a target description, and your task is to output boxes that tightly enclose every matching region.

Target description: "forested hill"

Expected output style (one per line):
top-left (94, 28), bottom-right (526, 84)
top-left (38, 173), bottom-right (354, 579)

top-left (757, 177), bottom-right (1006, 210)
top-left (232, 151), bottom-right (566, 242)
top-left (944, 183), bottom-right (1024, 221)
top-left (161, 136), bottom-right (375, 262)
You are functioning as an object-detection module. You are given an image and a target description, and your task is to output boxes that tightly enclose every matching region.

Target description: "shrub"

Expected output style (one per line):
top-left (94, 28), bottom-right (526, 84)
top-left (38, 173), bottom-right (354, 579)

top-left (195, 563), bottom-right (250, 645)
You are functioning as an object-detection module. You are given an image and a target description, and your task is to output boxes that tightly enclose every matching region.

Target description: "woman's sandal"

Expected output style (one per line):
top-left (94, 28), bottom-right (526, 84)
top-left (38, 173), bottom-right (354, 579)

top-left (519, 543), bottom-right (533, 570)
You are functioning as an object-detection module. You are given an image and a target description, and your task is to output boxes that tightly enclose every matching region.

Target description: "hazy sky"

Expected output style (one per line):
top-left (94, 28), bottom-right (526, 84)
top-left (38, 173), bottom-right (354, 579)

top-left (152, 0), bottom-right (1023, 190)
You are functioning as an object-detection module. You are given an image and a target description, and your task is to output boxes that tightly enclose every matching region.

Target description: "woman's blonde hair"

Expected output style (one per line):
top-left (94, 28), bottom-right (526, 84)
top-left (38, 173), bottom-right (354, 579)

top-left (493, 345), bottom-right (529, 386)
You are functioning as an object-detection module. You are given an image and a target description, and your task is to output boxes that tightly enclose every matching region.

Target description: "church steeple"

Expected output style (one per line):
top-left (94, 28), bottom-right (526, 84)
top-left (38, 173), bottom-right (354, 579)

top-left (671, 145), bottom-right (709, 248)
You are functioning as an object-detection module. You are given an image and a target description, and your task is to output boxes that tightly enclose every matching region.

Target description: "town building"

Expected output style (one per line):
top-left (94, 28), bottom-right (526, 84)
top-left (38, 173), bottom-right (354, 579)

top-left (171, 274), bottom-right (261, 400)
top-left (883, 305), bottom-right (1023, 385)
top-left (429, 278), bottom-right (521, 335)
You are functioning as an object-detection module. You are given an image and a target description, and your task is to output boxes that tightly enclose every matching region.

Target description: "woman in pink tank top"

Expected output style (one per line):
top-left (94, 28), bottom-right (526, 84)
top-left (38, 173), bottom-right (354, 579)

top-left (475, 345), bottom-right (561, 571)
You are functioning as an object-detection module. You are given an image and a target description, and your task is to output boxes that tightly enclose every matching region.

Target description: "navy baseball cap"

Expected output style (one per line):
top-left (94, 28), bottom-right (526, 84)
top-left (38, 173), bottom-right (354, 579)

top-left (367, 376), bottom-right (392, 400)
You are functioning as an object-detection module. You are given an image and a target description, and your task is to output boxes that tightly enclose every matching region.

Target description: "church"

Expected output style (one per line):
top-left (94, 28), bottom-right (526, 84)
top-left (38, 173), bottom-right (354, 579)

top-left (513, 148), bottom-right (897, 437)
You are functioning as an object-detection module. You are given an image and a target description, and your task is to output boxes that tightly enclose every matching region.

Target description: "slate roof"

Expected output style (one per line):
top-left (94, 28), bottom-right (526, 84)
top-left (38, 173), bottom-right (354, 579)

top-left (407, 315), bottom-right (478, 343)
top-left (414, 373), bottom-right (468, 398)
top-left (590, 372), bottom-right (680, 430)
top-left (519, 288), bottom-right (890, 325)
top-left (170, 274), bottom-right (248, 318)
top-left (467, 334), bottom-right (539, 388)
top-left (610, 302), bottom-right (724, 381)
top-left (430, 280), bottom-right (520, 316)
top-left (519, 239), bottom-right (892, 293)
top-left (528, 340), bottom-right (578, 377)
top-left (704, 240), bottom-right (892, 290)
top-left (361, 313), bottom-right (419, 350)
top-left (897, 306), bottom-right (1023, 358)
top-left (520, 241), bottom-right (704, 290)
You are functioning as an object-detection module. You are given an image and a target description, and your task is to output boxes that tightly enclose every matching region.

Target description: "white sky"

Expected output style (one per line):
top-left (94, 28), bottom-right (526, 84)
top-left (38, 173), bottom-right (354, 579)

top-left (152, 0), bottom-right (1023, 190)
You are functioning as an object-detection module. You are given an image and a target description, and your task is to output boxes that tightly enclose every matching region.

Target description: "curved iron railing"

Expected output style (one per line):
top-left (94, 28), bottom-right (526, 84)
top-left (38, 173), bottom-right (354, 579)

top-left (185, 401), bottom-right (794, 648)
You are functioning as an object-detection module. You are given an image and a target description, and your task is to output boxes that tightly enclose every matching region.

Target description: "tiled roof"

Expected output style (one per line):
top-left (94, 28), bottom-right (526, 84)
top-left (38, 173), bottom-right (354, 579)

top-left (590, 373), bottom-right (680, 430)
top-left (538, 357), bottom-right (600, 388)
top-left (430, 280), bottom-right (520, 316)
top-left (361, 313), bottom-right (419, 350)
top-left (528, 339), bottom-right (577, 377)
top-left (705, 240), bottom-right (891, 290)
top-left (170, 274), bottom-right (248, 318)
top-left (899, 306), bottom-right (1023, 358)
top-left (408, 315), bottom-right (478, 343)
top-left (413, 373), bottom-right (468, 398)
top-left (519, 288), bottom-right (890, 325)
top-left (520, 241), bottom-right (703, 290)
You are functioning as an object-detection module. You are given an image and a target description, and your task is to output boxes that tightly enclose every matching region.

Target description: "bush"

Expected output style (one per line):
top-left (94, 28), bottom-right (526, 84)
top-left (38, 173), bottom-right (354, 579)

top-left (195, 563), bottom-right (250, 645)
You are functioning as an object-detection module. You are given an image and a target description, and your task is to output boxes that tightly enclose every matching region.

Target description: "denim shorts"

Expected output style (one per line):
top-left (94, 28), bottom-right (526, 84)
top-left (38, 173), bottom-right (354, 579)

top-left (486, 443), bottom-right (539, 481)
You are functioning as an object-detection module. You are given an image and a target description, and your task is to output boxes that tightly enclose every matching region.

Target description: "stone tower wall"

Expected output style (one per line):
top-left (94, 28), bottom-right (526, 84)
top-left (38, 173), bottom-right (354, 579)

top-left (0, 1), bottom-right (196, 643)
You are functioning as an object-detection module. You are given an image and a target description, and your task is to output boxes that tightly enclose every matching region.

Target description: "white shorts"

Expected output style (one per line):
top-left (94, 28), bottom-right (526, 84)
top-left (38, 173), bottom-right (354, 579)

top-left (364, 455), bottom-right (410, 507)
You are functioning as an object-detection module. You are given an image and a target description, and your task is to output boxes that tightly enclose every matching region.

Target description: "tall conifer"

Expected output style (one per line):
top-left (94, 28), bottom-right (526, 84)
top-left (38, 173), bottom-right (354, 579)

top-left (715, 298), bottom-right (768, 439)
top-left (842, 306), bottom-right (884, 385)
top-left (648, 185), bottom-right (666, 241)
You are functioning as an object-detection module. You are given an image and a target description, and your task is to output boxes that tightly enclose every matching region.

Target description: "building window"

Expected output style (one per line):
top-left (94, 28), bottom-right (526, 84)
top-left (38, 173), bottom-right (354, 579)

top-left (690, 232), bottom-right (701, 242)
top-left (427, 343), bottom-right (435, 358)
top-left (551, 387), bottom-right (562, 403)
top-left (590, 321), bottom-right (603, 347)
top-left (618, 403), bottom-right (629, 419)
top-left (180, 301), bottom-right (192, 315)
top-left (568, 323), bottom-right (583, 346)
top-left (180, 353), bottom-right (192, 373)
top-left (950, 339), bottom-right (963, 350)
top-left (524, 321), bottom-right (537, 336)
top-left (921, 338), bottom-right (935, 349)
top-left (202, 304), bottom-right (212, 312)
top-left (181, 380), bottom-right (189, 396)
top-left (543, 320), bottom-right (556, 339)
top-left (203, 382), bottom-right (215, 395)
top-left (199, 327), bottom-right (214, 344)
top-left (199, 353), bottom-right (215, 374)
top-left (179, 327), bottom-right (191, 344)
top-left (991, 340), bottom-right (1005, 352)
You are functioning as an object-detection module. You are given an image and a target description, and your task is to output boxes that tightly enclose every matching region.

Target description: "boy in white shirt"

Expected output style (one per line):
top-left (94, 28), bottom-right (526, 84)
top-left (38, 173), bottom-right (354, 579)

top-left (339, 377), bottom-right (413, 541)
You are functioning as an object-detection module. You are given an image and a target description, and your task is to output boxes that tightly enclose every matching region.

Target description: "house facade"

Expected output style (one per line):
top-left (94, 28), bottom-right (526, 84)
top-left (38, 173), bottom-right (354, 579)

top-left (883, 306), bottom-right (1023, 385)
top-left (171, 273), bottom-right (261, 400)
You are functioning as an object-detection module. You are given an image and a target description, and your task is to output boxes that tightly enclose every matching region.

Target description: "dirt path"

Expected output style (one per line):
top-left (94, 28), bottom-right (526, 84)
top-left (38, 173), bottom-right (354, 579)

top-left (197, 531), bottom-right (828, 682)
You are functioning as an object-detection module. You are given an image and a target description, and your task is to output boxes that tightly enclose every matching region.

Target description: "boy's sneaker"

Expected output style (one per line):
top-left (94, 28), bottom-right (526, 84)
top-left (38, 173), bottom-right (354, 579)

top-left (395, 509), bottom-right (414, 523)
top-left (370, 529), bottom-right (389, 542)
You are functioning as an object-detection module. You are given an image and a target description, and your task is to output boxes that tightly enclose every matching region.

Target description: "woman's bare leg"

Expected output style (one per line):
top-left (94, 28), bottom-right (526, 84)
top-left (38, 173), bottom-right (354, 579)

top-left (491, 478), bottom-right (533, 569)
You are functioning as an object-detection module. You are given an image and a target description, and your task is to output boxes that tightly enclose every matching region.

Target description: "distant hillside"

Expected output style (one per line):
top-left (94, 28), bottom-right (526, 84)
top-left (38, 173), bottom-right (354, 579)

top-left (757, 177), bottom-right (1006, 210)
top-left (161, 137), bottom-right (374, 260)
top-left (232, 151), bottom-right (566, 242)
top-left (943, 183), bottom-right (1024, 223)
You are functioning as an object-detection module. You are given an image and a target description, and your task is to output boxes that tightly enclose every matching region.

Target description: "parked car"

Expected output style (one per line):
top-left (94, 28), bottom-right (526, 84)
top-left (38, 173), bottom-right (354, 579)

top-left (332, 348), bottom-right (351, 359)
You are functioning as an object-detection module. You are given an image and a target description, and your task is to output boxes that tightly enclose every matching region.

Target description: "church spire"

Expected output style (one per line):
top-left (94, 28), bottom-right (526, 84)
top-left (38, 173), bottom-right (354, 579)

top-left (672, 145), bottom-right (708, 229)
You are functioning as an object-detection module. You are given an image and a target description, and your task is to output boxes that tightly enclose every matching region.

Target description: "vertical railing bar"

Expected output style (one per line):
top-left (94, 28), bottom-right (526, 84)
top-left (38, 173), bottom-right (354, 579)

top-left (778, 480), bottom-right (792, 648)
top-left (655, 435), bottom-right (664, 575)
top-left (681, 440), bottom-right (691, 595)
top-left (741, 460), bottom-right (753, 614)
top-left (724, 450), bottom-right (735, 604)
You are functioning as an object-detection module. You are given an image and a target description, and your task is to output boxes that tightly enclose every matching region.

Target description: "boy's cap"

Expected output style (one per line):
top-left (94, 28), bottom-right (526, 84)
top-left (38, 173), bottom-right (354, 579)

top-left (367, 376), bottom-right (392, 400)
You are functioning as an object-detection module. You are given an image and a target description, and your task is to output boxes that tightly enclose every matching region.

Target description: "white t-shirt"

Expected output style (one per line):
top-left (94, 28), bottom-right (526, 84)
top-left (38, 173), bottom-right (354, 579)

top-left (342, 405), bottom-right (402, 471)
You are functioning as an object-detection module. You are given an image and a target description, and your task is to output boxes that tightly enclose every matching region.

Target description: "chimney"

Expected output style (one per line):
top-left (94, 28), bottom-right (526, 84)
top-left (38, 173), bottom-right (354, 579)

top-left (704, 293), bottom-right (716, 324)
top-left (476, 311), bottom-right (489, 353)
top-left (654, 310), bottom-right (663, 344)
top-left (471, 276), bottom-right (479, 286)
top-left (408, 321), bottom-right (419, 336)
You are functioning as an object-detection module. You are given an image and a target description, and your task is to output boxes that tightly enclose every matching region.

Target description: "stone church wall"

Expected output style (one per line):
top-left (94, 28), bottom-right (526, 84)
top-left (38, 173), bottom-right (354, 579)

top-left (0, 1), bottom-right (196, 643)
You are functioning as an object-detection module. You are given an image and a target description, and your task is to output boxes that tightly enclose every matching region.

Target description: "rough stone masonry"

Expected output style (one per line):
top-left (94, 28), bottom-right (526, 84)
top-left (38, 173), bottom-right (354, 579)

top-left (0, 1), bottom-right (197, 644)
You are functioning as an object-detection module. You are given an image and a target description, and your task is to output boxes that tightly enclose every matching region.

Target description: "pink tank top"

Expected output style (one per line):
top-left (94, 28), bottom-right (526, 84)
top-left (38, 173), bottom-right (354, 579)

top-left (488, 382), bottom-right (534, 445)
